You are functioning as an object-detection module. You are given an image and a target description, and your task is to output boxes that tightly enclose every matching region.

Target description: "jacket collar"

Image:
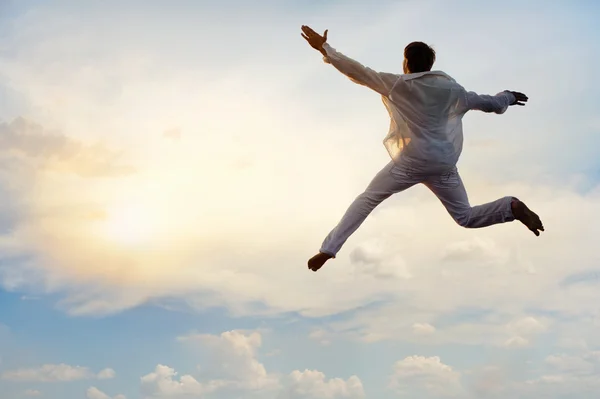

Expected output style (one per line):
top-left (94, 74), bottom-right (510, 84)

top-left (401, 70), bottom-right (455, 82)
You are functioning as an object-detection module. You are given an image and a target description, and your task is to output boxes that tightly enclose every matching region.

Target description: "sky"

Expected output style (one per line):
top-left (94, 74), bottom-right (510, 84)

top-left (0, 0), bottom-right (600, 398)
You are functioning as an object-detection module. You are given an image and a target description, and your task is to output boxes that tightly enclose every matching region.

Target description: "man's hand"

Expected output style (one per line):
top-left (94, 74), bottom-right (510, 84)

top-left (506, 91), bottom-right (528, 106)
top-left (301, 25), bottom-right (328, 56)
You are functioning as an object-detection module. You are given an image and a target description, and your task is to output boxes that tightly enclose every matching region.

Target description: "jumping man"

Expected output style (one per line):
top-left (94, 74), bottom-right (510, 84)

top-left (300, 25), bottom-right (544, 272)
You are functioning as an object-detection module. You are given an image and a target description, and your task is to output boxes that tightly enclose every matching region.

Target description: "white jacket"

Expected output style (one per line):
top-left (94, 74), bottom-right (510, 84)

top-left (322, 43), bottom-right (516, 174)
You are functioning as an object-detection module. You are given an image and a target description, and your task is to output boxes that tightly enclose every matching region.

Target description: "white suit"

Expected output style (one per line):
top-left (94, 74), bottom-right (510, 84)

top-left (319, 43), bottom-right (518, 257)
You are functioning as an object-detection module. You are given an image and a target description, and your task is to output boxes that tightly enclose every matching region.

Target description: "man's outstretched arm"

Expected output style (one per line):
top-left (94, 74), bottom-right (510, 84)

top-left (301, 25), bottom-right (399, 97)
top-left (321, 43), bottom-right (399, 96)
top-left (464, 90), bottom-right (527, 114)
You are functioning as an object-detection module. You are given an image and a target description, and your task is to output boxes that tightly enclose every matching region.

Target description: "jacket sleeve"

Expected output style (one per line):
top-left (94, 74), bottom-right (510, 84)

top-left (463, 90), bottom-right (516, 114)
top-left (322, 43), bottom-right (400, 97)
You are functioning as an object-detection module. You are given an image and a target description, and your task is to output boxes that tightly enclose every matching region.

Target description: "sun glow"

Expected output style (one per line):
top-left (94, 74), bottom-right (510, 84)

top-left (86, 177), bottom-right (182, 248)
top-left (100, 203), bottom-right (163, 245)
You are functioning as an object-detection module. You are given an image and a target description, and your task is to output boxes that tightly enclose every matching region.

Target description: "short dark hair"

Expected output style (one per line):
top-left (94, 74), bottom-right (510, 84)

top-left (404, 42), bottom-right (436, 73)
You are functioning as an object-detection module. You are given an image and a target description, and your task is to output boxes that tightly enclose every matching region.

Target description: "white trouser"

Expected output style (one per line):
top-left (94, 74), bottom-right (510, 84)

top-left (320, 161), bottom-right (516, 257)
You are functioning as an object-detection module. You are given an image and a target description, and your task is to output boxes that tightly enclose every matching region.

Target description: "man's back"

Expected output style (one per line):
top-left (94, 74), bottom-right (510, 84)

top-left (383, 71), bottom-right (469, 173)
top-left (318, 43), bottom-right (516, 173)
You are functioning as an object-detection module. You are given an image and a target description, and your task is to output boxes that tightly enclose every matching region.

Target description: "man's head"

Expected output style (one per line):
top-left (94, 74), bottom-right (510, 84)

top-left (403, 41), bottom-right (436, 74)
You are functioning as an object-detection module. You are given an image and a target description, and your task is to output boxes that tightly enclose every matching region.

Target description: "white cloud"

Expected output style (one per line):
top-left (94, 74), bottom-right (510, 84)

top-left (502, 316), bottom-right (547, 349)
top-left (316, 306), bottom-right (553, 348)
top-left (284, 369), bottom-right (365, 399)
top-left (507, 316), bottom-right (547, 336)
top-left (86, 387), bottom-right (126, 399)
top-left (309, 328), bottom-right (332, 346)
top-left (97, 368), bottom-right (116, 380)
top-left (556, 337), bottom-right (588, 350)
top-left (441, 237), bottom-right (509, 264)
top-left (1, 364), bottom-right (116, 383)
top-left (348, 238), bottom-right (412, 280)
top-left (520, 373), bottom-right (600, 399)
top-left (545, 353), bottom-right (595, 374)
top-left (412, 323), bottom-right (436, 336)
top-left (504, 336), bottom-right (529, 348)
top-left (143, 330), bottom-right (365, 399)
top-left (86, 388), bottom-right (109, 399)
top-left (470, 350), bottom-right (600, 398)
top-left (2, 364), bottom-right (93, 382)
top-left (466, 365), bottom-right (512, 398)
top-left (389, 356), bottom-right (464, 398)
top-left (177, 330), bottom-right (279, 392)
top-left (140, 365), bottom-right (223, 399)
top-left (23, 390), bottom-right (41, 397)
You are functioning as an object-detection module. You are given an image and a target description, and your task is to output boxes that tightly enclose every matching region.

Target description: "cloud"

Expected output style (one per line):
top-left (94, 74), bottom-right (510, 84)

top-left (0, 117), bottom-right (135, 177)
top-left (2, 364), bottom-right (92, 382)
top-left (348, 238), bottom-right (412, 279)
top-left (97, 368), bottom-right (116, 380)
top-left (458, 350), bottom-right (600, 398)
top-left (389, 356), bottom-right (464, 398)
top-left (520, 372), bottom-right (600, 398)
top-left (556, 337), bottom-right (588, 350)
top-left (503, 316), bottom-right (548, 348)
top-left (507, 316), bottom-right (547, 336)
top-left (143, 342), bottom-right (600, 399)
top-left (466, 365), bottom-right (512, 398)
top-left (441, 237), bottom-right (509, 264)
top-left (412, 323), bottom-right (436, 336)
top-left (1, 364), bottom-right (115, 383)
top-left (140, 365), bottom-right (223, 399)
top-left (544, 353), bottom-right (595, 374)
top-left (86, 387), bottom-right (126, 399)
top-left (176, 330), bottom-right (280, 392)
top-left (308, 328), bottom-right (332, 346)
top-left (283, 369), bottom-right (365, 399)
top-left (504, 336), bottom-right (529, 348)
top-left (23, 390), bottom-right (41, 397)
top-left (317, 303), bottom-right (551, 348)
top-left (142, 330), bottom-right (365, 399)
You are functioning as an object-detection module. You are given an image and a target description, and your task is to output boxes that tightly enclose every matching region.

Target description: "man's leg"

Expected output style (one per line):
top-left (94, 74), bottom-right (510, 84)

top-left (423, 167), bottom-right (544, 235)
top-left (308, 162), bottom-right (419, 272)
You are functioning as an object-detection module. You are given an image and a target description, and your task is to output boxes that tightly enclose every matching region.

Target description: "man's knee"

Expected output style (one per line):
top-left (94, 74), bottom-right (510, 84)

top-left (453, 211), bottom-right (472, 228)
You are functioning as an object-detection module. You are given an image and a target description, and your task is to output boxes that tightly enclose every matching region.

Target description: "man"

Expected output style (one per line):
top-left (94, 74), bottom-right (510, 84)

top-left (300, 25), bottom-right (544, 272)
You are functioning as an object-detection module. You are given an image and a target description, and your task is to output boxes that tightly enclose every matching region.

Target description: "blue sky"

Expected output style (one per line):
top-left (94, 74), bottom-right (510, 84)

top-left (1, 1), bottom-right (600, 398)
